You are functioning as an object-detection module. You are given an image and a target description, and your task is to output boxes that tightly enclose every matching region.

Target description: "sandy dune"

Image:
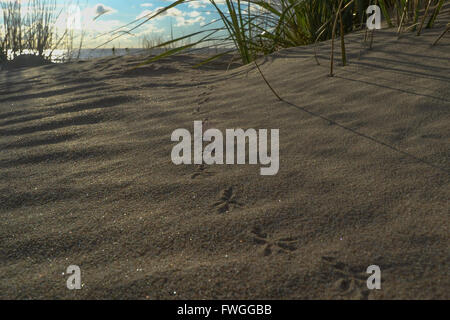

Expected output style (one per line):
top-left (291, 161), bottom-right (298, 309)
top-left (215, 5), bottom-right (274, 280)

top-left (0, 11), bottom-right (449, 299)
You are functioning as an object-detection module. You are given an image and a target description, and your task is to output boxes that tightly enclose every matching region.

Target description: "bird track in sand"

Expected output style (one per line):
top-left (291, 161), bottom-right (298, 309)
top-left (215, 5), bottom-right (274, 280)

top-left (191, 164), bottom-right (215, 179)
top-left (212, 186), bottom-right (242, 214)
top-left (193, 85), bottom-right (215, 115)
top-left (321, 256), bottom-right (371, 300)
top-left (250, 226), bottom-right (299, 256)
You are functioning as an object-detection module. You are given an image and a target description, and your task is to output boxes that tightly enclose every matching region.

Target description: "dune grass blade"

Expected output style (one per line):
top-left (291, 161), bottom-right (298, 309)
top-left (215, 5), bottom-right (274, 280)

top-left (427, 0), bottom-right (445, 28)
top-left (417, 0), bottom-right (432, 35)
top-left (314, 26), bottom-right (329, 65)
top-left (208, 0), bottom-right (250, 64)
top-left (254, 59), bottom-right (282, 101)
top-left (330, 0), bottom-right (345, 77)
top-left (398, 0), bottom-right (409, 34)
top-left (314, 0), bottom-right (356, 66)
top-left (137, 44), bottom-right (198, 66)
top-left (136, 30), bottom-right (219, 67)
top-left (193, 50), bottom-right (235, 68)
top-left (378, 0), bottom-right (394, 27)
top-left (339, 5), bottom-right (347, 66)
top-left (432, 22), bottom-right (450, 45)
top-left (146, 29), bottom-right (214, 51)
top-left (412, 0), bottom-right (420, 31)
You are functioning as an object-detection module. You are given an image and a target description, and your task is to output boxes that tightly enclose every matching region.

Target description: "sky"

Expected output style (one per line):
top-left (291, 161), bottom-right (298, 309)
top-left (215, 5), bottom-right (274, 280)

top-left (56, 0), bottom-right (223, 48)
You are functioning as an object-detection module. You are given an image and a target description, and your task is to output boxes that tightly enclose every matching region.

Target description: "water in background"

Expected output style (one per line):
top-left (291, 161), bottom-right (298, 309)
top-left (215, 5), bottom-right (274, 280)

top-left (62, 48), bottom-right (223, 62)
top-left (51, 48), bottom-right (152, 62)
top-left (7, 47), bottom-right (224, 63)
top-left (6, 48), bottom-right (163, 63)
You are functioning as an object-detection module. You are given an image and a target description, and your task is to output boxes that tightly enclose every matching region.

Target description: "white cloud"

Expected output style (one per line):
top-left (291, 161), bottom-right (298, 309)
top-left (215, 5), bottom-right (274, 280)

top-left (136, 7), bottom-right (206, 27)
top-left (175, 15), bottom-right (205, 27)
top-left (188, 0), bottom-right (208, 9)
top-left (187, 11), bottom-right (201, 18)
top-left (188, 0), bottom-right (226, 8)
top-left (137, 7), bottom-right (184, 20)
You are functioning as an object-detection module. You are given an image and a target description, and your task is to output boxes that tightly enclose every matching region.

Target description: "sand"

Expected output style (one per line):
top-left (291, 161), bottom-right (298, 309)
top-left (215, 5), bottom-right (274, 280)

top-left (0, 11), bottom-right (449, 299)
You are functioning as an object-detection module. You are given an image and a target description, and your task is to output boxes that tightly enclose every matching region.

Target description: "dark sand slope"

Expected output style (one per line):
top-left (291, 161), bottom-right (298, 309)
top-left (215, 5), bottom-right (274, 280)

top-left (1, 15), bottom-right (449, 299)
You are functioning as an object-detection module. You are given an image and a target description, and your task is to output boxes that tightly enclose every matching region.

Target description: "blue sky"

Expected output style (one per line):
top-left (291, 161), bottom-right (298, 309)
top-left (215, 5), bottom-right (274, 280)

top-left (68, 0), bottom-right (222, 48)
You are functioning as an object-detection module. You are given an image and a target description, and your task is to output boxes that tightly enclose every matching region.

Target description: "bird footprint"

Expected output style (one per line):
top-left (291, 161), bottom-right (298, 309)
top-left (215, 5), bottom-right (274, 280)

top-left (191, 164), bottom-right (215, 179)
top-left (213, 186), bottom-right (242, 213)
top-left (321, 256), bottom-right (370, 300)
top-left (250, 226), bottom-right (298, 256)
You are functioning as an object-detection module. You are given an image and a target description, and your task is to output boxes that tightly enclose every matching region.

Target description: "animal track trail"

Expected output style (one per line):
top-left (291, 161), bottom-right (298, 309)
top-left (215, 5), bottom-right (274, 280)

top-left (191, 164), bottom-right (215, 179)
top-left (321, 256), bottom-right (371, 300)
top-left (193, 85), bottom-right (215, 115)
top-left (250, 227), bottom-right (299, 256)
top-left (212, 186), bottom-right (242, 214)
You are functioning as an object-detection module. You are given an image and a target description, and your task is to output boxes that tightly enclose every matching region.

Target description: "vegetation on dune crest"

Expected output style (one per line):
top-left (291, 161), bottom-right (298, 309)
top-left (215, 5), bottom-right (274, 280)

top-left (129, 0), bottom-right (447, 67)
top-left (0, 0), bottom-right (447, 66)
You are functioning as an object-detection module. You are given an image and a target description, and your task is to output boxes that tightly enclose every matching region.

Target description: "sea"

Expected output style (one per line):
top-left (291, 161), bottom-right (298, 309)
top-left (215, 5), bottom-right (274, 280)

top-left (7, 47), bottom-right (224, 63)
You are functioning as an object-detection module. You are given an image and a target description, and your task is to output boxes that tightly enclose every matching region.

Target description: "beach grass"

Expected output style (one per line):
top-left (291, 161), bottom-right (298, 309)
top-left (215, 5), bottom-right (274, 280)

top-left (122, 0), bottom-right (448, 73)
